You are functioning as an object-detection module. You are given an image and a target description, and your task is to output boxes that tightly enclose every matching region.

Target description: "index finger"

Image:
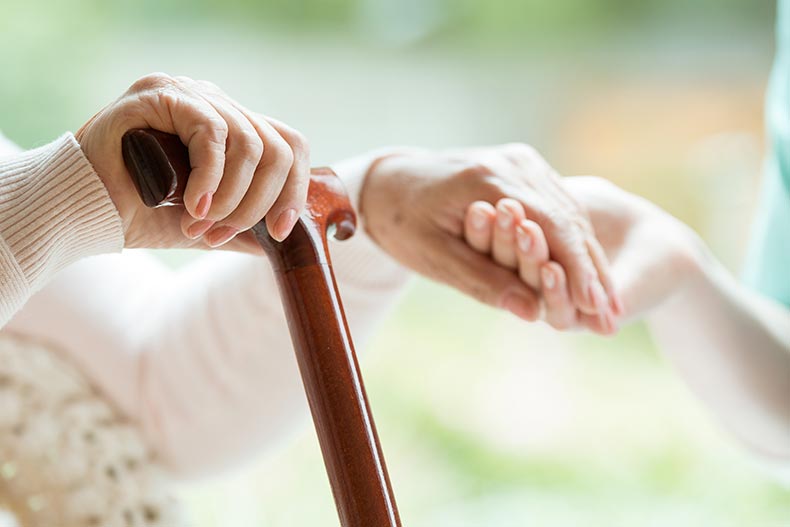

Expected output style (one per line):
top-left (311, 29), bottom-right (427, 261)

top-left (135, 84), bottom-right (229, 220)
top-left (513, 189), bottom-right (607, 317)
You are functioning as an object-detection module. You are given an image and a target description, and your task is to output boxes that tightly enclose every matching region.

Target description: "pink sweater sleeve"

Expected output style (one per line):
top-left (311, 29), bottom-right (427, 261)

top-left (5, 151), bottom-right (410, 478)
top-left (0, 133), bottom-right (124, 325)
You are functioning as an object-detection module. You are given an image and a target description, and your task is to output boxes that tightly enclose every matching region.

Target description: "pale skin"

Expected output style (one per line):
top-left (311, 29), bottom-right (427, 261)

top-left (75, 72), bottom-right (789, 471)
top-left (460, 173), bottom-right (790, 464)
top-left (360, 147), bottom-right (623, 321)
top-left (76, 73), bottom-right (311, 253)
top-left (76, 74), bottom-right (621, 323)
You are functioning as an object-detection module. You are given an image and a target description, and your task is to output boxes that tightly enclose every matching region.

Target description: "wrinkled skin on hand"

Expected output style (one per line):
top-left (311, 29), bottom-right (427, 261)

top-left (76, 73), bottom-right (309, 253)
top-left (360, 144), bottom-right (619, 322)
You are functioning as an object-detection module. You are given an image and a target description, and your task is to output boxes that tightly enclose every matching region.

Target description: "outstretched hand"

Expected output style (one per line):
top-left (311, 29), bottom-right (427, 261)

top-left (462, 175), bottom-right (702, 334)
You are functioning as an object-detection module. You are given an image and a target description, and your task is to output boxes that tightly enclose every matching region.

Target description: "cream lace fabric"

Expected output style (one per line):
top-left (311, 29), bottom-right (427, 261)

top-left (0, 335), bottom-right (185, 527)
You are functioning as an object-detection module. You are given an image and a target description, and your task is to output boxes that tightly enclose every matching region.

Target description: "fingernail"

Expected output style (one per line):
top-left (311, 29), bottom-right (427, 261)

top-left (273, 208), bottom-right (299, 242)
top-left (497, 206), bottom-right (513, 229)
top-left (187, 220), bottom-right (214, 239)
top-left (206, 226), bottom-right (239, 247)
top-left (611, 293), bottom-right (625, 316)
top-left (589, 281), bottom-right (607, 312)
top-left (516, 226), bottom-right (533, 253)
top-left (470, 208), bottom-right (488, 230)
top-left (196, 191), bottom-right (214, 219)
top-left (541, 267), bottom-right (556, 290)
top-left (501, 290), bottom-right (536, 321)
top-left (588, 281), bottom-right (610, 329)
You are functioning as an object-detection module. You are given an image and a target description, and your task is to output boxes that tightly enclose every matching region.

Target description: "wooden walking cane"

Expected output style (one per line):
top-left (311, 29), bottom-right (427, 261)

top-left (121, 129), bottom-right (402, 527)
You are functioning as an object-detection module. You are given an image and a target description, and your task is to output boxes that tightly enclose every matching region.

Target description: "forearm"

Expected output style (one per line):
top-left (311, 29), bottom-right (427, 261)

top-left (647, 236), bottom-right (790, 462)
top-left (7, 150), bottom-right (410, 479)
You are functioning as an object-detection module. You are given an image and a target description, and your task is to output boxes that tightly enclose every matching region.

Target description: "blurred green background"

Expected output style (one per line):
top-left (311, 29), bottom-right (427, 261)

top-left (2, 0), bottom-right (788, 525)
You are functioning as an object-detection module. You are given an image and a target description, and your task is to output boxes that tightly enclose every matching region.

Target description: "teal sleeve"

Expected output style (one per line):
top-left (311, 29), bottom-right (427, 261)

top-left (743, 159), bottom-right (790, 308)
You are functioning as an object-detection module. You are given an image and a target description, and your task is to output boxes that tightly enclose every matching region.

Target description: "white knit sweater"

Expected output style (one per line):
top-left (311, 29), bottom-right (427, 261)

top-left (0, 132), bottom-right (409, 478)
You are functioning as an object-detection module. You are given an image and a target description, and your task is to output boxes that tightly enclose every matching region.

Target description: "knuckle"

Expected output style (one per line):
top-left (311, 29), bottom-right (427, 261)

top-left (145, 81), bottom-right (188, 115)
top-left (129, 72), bottom-right (173, 93)
top-left (572, 245), bottom-right (596, 272)
top-left (236, 129), bottom-right (264, 159)
top-left (146, 85), bottom-right (192, 122)
top-left (288, 129), bottom-right (310, 156)
top-left (271, 139), bottom-right (295, 170)
top-left (152, 85), bottom-right (181, 106)
top-left (454, 162), bottom-right (496, 187)
top-left (562, 204), bottom-right (592, 233)
top-left (542, 205), bottom-right (572, 232)
top-left (546, 210), bottom-right (589, 246)
top-left (197, 117), bottom-right (229, 145)
top-left (577, 264), bottom-right (598, 287)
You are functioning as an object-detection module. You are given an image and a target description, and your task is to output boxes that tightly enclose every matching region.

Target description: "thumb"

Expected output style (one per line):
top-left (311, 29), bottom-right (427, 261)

top-left (424, 232), bottom-right (541, 321)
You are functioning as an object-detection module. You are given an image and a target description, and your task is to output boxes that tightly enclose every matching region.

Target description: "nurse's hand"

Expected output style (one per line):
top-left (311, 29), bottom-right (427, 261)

top-left (76, 73), bottom-right (309, 253)
top-left (463, 176), bottom-right (702, 333)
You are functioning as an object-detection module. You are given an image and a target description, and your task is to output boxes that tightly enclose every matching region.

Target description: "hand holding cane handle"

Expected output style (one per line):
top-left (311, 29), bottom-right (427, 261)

top-left (122, 128), bottom-right (402, 527)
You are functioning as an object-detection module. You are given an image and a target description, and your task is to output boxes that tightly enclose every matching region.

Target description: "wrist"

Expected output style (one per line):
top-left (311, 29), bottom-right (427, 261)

top-left (358, 148), bottom-right (425, 245)
top-left (650, 221), bottom-right (711, 315)
top-left (676, 223), bottom-right (712, 292)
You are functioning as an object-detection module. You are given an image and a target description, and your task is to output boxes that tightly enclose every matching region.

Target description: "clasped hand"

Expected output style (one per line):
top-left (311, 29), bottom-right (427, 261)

top-left (361, 148), bottom-right (703, 335)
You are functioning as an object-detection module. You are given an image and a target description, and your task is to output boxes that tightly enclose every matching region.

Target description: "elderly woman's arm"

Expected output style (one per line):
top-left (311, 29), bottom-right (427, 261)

top-left (0, 73), bottom-right (314, 327)
top-left (5, 152), bottom-right (409, 478)
top-left (3, 118), bottom-right (621, 477)
top-left (0, 132), bottom-right (124, 325)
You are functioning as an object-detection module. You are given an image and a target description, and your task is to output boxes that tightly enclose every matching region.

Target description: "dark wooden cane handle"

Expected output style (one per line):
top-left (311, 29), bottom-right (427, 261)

top-left (121, 129), bottom-right (402, 527)
top-left (121, 129), bottom-right (190, 208)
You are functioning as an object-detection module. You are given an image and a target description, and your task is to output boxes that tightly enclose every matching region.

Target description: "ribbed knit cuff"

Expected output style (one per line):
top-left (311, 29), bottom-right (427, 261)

top-left (0, 134), bottom-right (124, 322)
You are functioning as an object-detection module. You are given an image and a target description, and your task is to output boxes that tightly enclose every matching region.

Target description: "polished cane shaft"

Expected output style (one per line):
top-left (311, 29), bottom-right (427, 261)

top-left (259, 230), bottom-right (401, 526)
top-left (122, 129), bottom-right (401, 527)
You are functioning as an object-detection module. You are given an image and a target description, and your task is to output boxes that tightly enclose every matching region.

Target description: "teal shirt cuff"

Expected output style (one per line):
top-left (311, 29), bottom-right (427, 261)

top-left (743, 158), bottom-right (790, 307)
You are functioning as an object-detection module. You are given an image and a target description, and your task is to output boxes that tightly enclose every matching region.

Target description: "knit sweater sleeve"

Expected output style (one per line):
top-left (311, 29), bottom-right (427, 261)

top-left (0, 133), bottom-right (124, 326)
top-left (5, 151), bottom-right (410, 478)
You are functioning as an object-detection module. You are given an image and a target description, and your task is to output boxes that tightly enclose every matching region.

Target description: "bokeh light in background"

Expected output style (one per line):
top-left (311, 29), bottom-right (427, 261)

top-left (2, 0), bottom-right (787, 525)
